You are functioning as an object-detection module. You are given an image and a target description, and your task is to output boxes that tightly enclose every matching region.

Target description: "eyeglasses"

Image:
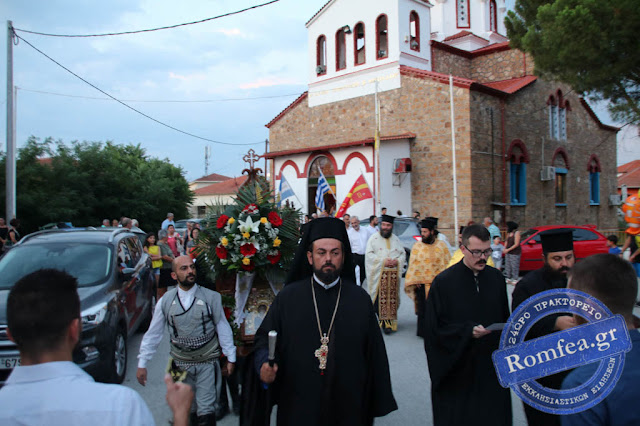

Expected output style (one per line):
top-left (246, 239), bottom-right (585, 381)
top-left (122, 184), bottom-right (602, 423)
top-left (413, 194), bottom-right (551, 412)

top-left (463, 246), bottom-right (493, 258)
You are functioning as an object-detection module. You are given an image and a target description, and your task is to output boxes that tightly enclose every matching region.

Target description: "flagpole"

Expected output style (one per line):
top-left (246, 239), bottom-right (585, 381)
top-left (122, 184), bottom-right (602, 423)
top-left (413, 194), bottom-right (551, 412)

top-left (449, 75), bottom-right (459, 243)
top-left (374, 80), bottom-right (381, 215)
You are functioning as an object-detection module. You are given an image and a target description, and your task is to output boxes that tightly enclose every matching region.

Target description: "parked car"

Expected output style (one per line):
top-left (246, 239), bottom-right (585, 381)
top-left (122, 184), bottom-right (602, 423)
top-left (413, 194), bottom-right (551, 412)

top-left (174, 218), bottom-right (205, 236)
top-left (0, 228), bottom-right (155, 386)
top-left (518, 225), bottom-right (609, 272)
top-left (392, 217), bottom-right (421, 275)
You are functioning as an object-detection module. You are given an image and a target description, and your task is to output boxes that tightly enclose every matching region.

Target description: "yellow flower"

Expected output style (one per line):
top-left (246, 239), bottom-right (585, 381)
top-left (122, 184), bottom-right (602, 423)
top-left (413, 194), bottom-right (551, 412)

top-left (273, 237), bottom-right (281, 247)
top-left (220, 237), bottom-right (229, 247)
top-left (242, 232), bottom-right (250, 239)
top-left (260, 217), bottom-right (268, 224)
top-left (227, 217), bottom-right (235, 225)
top-left (242, 257), bottom-right (251, 265)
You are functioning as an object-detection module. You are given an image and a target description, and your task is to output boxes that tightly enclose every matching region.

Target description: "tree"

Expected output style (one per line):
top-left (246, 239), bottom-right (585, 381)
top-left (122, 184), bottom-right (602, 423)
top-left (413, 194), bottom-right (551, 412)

top-left (505, 0), bottom-right (640, 124)
top-left (0, 137), bottom-right (193, 234)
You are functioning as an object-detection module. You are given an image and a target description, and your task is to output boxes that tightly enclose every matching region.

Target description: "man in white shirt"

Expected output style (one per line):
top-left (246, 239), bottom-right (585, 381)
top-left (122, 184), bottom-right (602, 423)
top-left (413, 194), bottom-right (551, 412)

top-left (347, 216), bottom-right (369, 286)
top-left (0, 269), bottom-right (156, 426)
top-left (364, 215), bottom-right (379, 241)
top-left (137, 255), bottom-right (236, 426)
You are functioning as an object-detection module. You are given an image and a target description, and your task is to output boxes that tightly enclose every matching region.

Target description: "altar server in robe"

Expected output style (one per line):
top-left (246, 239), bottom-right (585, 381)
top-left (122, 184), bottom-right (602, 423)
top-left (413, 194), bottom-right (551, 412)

top-left (424, 224), bottom-right (512, 426)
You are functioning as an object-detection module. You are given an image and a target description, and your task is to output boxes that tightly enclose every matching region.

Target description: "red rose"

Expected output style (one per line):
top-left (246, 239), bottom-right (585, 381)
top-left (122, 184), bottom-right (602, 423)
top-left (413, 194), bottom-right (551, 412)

top-left (266, 251), bottom-right (281, 265)
top-left (215, 245), bottom-right (228, 259)
top-left (240, 243), bottom-right (257, 257)
top-left (223, 306), bottom-right (232, 320)
top-left (241, 260), bottom-right (255, 271)
top-left (268, 211), bottom-right (283, 227)
top-left (217, 215), bottom-right (229, 229)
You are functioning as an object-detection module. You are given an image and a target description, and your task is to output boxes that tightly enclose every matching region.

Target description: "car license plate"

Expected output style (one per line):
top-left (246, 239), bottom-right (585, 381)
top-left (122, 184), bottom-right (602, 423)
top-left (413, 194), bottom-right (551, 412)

top-left (0, 356), bottom-right (20, 369)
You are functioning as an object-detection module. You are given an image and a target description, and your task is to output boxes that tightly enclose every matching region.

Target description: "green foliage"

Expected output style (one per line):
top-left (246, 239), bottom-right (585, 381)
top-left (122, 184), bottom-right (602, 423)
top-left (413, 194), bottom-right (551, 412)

top-left (505, 0), bottom-right (640, 124)
top-left (0, 136), bottom-right (193, 234)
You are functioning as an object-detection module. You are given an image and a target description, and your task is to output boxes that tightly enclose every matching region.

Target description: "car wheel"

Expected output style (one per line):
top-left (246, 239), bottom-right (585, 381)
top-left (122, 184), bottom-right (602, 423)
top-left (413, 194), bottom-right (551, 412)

top-left (108, 328), bottom-right (127, 384)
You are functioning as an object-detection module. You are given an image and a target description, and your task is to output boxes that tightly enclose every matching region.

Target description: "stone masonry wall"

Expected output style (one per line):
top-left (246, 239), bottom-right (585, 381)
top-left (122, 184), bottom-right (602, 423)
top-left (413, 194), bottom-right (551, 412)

top-left (469, 80), bottom-right (618, 230)
top-left (431, 47), bottom-right (471, 79)
top-left (470, 49), bottom-right (534, 83)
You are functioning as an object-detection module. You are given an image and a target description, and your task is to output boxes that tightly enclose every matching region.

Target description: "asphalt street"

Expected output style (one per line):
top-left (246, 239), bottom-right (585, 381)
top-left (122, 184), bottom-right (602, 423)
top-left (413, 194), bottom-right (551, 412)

top-left (124, 281), bottom-right (531, 425)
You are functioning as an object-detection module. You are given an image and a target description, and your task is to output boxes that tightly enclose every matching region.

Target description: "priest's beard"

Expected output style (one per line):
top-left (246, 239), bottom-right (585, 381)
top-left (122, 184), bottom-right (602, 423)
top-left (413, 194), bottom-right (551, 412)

top-left (422, 233), bottom-right (436, 244)
top-left (313, 262), bottom-right (343, 284)
top-left (380, 228), bottom-right (393, 239)
top-left (543, 262), bottom-right (570, 282)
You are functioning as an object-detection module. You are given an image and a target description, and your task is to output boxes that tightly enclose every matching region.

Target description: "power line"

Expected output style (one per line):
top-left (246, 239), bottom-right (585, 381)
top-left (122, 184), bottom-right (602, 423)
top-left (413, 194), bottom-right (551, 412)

top-left (17, 87), bottom-right (303, 103)
top-left (13, 0), bottom-right (280, 38)
top-left (14, 33), bottom-right (262, 147)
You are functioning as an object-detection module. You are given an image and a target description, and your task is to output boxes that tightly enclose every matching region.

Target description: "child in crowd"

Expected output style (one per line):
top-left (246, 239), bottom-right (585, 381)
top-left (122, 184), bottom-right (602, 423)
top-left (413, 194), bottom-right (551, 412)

top-left (607, 235), bottom-right (622, 257)
top-left (143, 232), bottom-right (162, 290)
top-left (491, 235), bottom-right (504, 270)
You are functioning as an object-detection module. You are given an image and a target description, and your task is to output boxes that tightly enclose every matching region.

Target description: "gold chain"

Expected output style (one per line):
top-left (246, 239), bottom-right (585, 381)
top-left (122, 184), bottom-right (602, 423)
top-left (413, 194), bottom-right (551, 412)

top-left (311, 277), bottom-right (342, 355)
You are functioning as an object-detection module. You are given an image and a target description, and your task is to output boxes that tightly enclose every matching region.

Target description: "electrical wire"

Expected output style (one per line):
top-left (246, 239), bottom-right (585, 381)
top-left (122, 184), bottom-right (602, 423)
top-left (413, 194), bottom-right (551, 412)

top-left (17, 87), bottom-right (303, 103)
top-left (13, 0), bottom-right (280, 38)
top-left (14, 33), bottom-right (263, 147)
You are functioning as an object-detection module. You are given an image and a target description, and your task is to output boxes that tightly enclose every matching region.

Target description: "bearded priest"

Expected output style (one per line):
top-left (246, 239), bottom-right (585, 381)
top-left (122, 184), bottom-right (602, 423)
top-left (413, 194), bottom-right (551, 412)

top-left (254, 217), bottom-right (397, 426)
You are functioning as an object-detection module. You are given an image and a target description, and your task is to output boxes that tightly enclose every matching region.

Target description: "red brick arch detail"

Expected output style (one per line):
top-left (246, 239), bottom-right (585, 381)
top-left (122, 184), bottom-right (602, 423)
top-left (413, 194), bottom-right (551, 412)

top-left (303, 151), bottom-right (341, 178)
top-left (506, 139), bottom-right (530, 164)
top-left (552, 147), bottom-right (570, 169)
top-left (339, 151), bottom-right (374, 174)
top-left (276, 160), bottom-right (303, 180)
top-left (587, 154), bottom-right (601, 173)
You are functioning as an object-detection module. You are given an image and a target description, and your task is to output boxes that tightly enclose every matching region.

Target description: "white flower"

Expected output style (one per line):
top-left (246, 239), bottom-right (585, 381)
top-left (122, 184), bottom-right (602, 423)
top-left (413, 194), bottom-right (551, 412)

top-left (238, 216), bottom-right (261, 234)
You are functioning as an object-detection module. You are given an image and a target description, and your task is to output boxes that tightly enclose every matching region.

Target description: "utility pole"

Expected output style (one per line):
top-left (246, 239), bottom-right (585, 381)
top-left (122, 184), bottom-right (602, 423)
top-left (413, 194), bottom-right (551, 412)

top-left (6, 21), bottom-right (16, 221)
top-left (204, 145), bottom-right (210, 175)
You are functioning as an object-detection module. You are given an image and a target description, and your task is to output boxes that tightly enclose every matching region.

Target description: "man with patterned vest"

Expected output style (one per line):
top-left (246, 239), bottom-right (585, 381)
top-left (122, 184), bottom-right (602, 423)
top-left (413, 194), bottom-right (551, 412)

top-left (404, 218), bottom-right (451, 338)
top-left (137, 255), bottom-right (236, 426)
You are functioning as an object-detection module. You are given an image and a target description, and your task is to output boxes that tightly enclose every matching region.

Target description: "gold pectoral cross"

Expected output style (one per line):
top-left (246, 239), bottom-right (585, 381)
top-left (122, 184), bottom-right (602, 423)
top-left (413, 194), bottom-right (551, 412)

top-left (314, 334), bottom-right (330, 374)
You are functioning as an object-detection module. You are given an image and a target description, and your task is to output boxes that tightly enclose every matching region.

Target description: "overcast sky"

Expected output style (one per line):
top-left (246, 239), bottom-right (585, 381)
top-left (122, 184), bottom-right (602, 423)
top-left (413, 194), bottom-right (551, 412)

top-left (1, 1), bottom-right (636, 183)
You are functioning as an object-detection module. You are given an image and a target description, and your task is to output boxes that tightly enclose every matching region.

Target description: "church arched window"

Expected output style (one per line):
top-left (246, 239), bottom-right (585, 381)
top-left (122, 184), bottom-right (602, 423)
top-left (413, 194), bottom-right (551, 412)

top-left (489, 0), bottom-right (497, 32)
top-left (354, 22), bottom-right (366, 65)
top-left (587, 154), bottom-right (602, 205)
top-left (376, 14), bottom-right (388, 59)
top-left (507, 140), bottom-right (530, 205)
top-left (410, 11), bottom-right (420, 51)
top-left (308, 155), bottom-right (336, 214)
top-left (336, 28), bottom-right (346, 71)
top-left (316, 35), bottom-right (327, 75)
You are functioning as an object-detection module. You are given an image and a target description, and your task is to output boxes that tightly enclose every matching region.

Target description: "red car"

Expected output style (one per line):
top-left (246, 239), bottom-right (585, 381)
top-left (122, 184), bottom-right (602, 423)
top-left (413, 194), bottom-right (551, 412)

top-left (517, 225), bottom-right (609, 272)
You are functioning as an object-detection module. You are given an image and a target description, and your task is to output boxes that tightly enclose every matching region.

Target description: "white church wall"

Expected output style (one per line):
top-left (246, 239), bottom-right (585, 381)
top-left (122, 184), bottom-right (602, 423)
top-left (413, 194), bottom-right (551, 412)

top-left (397, 0), bottom-right (432, 69)
top-left (275, 154), bottom-right (308, 212)
top-left (379, 139), bottom-right (412, 215)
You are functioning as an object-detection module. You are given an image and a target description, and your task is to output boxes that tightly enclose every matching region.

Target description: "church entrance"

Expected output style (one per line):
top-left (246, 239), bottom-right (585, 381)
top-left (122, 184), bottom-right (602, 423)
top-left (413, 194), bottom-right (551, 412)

top-left (308, 155), bottom-right (336, 215)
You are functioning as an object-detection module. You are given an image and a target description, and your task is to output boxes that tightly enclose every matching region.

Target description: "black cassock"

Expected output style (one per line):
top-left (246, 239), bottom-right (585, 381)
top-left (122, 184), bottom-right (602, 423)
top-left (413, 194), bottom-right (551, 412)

top-left (254, 278), bottom-right (397, 426)
top-left (511, 268), bottom-right (569, 426)
top-left (424, 260), bottom-right (512, 426)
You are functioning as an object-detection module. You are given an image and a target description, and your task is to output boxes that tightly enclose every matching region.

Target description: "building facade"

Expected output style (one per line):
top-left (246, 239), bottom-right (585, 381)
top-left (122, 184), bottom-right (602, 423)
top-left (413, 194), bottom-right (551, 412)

top-left (266, 0), bottom-right (618, 238)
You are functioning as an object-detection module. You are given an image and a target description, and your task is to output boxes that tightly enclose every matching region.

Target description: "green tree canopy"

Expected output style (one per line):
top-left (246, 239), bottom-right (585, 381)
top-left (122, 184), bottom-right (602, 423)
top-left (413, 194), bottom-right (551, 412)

top-left (505, 0), bottom-right (640, 124)
top-left (0, 137), bottom-right (193, 234)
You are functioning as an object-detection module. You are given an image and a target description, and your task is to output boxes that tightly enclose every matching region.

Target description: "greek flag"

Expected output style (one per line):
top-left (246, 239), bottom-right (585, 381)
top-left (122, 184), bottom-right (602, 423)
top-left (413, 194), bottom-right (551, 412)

top-left (315, 172), bottom-right (330, 211)
top-left (278, 175), bottom-right (295, 207)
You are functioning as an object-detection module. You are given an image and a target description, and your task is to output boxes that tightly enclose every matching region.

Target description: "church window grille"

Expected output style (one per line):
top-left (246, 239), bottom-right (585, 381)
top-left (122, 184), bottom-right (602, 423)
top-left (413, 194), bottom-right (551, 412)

top-left (587, 155), bottom-right (601, 205)
top-left (410, 12), bottom-right (420, 51)
top-left (376, 14), bottom-right (388, 59)
top-left (555, 168), bottom-right (568, 205)
top-left (354, 22), bottom-right (366, 65)
top-left (510, 162), bottom-right (527, 205)
top-left (457, 0), bottom-right (470, 28)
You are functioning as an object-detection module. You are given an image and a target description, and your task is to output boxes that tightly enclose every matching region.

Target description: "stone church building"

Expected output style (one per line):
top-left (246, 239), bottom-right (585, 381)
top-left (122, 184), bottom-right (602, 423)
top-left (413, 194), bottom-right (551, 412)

top-left (265, 0), bottom-right (618, 238)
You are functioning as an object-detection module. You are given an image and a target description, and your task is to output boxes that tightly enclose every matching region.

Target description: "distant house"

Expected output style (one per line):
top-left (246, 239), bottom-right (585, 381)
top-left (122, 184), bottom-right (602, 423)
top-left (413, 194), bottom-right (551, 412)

top-left (189, 172), bottom-right (232, 192)
top-left (189, 175), bottom-right (248, 218)
top-left (618, 160), bottom-right (640, 198)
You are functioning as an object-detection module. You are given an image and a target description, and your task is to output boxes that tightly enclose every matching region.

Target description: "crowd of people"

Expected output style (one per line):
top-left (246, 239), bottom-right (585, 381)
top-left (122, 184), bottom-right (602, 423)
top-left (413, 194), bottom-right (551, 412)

top-left (0, 209), bottom-right (638, 426)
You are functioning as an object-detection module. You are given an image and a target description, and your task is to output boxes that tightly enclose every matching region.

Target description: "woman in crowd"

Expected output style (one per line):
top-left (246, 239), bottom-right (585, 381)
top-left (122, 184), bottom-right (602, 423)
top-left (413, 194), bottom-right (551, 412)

top-left (143, 232), bottom-right (162, 291)
top-left (0, 218), bottom-right (8, 252)
top-left (166, 224), bottom-right (183, 257)
top-left (186, 227), bottom-right (201, 260)
top-left (503, 221), bottom-right (521, 284)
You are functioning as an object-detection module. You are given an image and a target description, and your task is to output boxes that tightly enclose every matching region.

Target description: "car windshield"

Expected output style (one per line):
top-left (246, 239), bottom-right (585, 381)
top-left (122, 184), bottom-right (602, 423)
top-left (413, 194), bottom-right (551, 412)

top-left (0, 243), bottom-right (112, 290)
top-left (393, 220), bottom-right (420, 237)
top-left (520, 229), bottom-right (539, 241)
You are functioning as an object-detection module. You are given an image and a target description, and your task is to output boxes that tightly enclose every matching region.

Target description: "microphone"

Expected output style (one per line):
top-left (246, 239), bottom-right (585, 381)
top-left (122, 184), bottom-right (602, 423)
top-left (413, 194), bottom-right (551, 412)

top-left (268, 330), bottom-right (277, 367)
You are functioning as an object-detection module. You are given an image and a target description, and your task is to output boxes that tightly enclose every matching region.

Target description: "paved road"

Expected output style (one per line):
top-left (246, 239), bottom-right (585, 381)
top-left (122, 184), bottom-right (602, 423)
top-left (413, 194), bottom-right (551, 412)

top-left (124, 280), bottom-right (531, 425)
